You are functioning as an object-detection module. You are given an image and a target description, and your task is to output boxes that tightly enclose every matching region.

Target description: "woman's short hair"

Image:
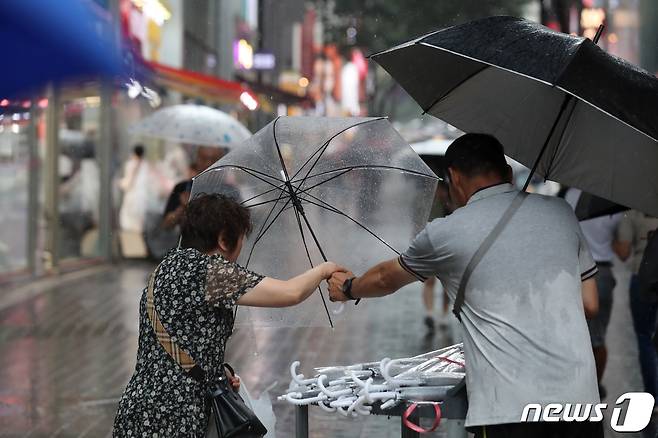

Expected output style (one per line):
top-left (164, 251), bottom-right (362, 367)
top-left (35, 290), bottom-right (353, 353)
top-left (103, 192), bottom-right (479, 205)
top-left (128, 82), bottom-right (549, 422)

top-left (180, 193), bottom-right (252, 253)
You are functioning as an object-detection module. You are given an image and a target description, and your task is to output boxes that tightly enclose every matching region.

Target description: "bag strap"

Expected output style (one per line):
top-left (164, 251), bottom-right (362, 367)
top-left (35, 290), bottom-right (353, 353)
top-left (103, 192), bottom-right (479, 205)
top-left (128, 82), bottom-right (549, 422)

top-left (146, 267), bottom-right (206, 382)
top-left (452, 191), bottom-right (528, 322)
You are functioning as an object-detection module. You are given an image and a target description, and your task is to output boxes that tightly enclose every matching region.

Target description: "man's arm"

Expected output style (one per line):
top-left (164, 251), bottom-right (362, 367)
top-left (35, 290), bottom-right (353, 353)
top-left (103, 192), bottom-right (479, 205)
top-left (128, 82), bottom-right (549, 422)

top-left (613, 240), bottom-right (631, 261)
top-left (328, 258), bottom-right (417, 301)
top-left (615, 213), bottom-right (634, 261)
top-left (582, 277), bottom-right (599, 319)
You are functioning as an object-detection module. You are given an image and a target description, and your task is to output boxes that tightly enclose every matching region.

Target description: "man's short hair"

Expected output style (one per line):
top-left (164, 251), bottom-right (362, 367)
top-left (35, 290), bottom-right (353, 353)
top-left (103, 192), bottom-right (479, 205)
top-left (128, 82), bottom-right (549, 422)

top-left (444, 133), bottom-right (508, 179)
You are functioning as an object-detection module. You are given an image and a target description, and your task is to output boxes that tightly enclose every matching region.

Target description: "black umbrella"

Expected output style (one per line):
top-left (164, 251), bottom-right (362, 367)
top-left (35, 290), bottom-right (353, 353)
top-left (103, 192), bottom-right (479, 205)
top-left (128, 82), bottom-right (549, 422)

top-left (574, 192), bottom-right (628, 221)
top-left (372, 16), bottom-right (658, 216)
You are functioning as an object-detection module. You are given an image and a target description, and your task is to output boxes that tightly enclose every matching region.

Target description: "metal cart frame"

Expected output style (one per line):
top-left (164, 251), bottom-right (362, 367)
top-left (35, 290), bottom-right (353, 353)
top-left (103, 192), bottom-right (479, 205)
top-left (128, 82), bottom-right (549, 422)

top-left (293, 382), bottom-right (468, 438)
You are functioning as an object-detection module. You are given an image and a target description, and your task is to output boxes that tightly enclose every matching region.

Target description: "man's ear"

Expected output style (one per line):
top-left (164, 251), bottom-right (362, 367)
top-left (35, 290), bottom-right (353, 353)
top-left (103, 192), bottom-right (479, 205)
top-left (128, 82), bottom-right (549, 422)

top-left (448, 167), bottom-right (460, 186)
top-left (505, 164), bottom-right (513, 183)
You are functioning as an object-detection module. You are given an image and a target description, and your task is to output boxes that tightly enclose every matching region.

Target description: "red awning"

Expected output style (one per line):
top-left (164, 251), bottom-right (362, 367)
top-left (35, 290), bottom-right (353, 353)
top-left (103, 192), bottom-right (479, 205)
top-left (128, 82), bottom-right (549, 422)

top-left (148, 61), bottom-right (248, 104)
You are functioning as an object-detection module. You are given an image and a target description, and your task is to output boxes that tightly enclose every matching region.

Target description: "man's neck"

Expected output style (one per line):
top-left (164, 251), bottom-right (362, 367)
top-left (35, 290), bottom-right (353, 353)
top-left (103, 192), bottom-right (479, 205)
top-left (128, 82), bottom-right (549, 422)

top-left (464, 177), bottom-right (507, 201)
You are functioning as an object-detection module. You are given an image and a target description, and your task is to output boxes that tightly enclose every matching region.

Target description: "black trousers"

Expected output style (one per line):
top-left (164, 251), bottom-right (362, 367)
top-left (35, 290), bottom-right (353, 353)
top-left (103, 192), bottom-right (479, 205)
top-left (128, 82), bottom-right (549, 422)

top-left (472, 422), bottom-right (604, 438)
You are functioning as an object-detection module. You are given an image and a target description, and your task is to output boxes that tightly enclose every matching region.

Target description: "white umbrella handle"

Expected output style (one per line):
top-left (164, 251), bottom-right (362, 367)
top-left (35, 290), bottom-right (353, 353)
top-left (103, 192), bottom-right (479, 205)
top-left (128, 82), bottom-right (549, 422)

top-left (317, 375), bottom-right (353, 398)
top-left (317, 400), bottom-right (336, 413)
top-left (285, 391), bottom-right (328, 406)
top-left (349, 371), bottom-right (389, 393)
top-left (381, 358), bottom-right (423, 387)
top-left (290, 361), bottom-right (317, 386)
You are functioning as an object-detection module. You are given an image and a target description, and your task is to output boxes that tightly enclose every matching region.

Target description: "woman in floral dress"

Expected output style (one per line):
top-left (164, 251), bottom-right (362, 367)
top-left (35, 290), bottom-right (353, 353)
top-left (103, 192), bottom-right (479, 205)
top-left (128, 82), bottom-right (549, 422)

top-left (113, 194), bottom-right (342, 437)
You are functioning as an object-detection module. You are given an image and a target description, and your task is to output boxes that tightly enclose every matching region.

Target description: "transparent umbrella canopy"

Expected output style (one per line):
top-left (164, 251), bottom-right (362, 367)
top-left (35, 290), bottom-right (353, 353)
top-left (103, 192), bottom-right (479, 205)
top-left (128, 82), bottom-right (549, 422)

top-left (191, 116), bottom-right (439, 327)
top-left (130, 104), bottom-right (251, 148)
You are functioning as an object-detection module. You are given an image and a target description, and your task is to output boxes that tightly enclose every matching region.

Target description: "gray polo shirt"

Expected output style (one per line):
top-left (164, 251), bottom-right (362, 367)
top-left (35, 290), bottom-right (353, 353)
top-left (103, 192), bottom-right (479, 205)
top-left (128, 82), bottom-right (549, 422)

top-left (399, 183), bottom-right (599, 427)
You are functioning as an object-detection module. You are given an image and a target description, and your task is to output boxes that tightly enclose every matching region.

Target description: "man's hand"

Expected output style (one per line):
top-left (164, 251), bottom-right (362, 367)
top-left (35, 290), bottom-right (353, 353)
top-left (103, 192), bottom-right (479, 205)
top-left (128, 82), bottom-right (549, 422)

top-left (328, 271), bottom-right (355, 302)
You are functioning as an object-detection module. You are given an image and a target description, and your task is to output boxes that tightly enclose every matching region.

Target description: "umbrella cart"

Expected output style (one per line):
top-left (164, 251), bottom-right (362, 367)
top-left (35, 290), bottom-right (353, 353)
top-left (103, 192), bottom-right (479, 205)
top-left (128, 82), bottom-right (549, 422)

top-left (280, 344), bottom-right (469, 438)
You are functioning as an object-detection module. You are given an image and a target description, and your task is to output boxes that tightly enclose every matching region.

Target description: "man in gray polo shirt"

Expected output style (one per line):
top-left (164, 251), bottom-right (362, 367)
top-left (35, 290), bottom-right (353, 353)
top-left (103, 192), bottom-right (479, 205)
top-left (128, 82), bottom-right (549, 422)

top-left (328, 134), bottom-right (601, 438)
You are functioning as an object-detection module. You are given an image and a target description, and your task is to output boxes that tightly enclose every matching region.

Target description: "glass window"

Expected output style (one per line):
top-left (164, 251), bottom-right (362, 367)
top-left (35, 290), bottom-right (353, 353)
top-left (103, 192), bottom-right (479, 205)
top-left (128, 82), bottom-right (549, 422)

top-left (57, 95), bottom-right (102, 261)
top-left (0, 108), bottom-right (31, 274)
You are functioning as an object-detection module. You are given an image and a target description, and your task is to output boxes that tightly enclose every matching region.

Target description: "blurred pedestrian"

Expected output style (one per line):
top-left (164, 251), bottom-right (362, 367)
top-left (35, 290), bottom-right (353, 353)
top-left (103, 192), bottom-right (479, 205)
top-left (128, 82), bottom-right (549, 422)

top-left (118, 144), bottom-right (149, 233)
top-left (161, 146), bottom-right (229, 231)
top-left (564, 188), bottom-right (623, 399)
top-left (58, 136), bottom-right (99, 257)
top-left (615, 210), bottom-right (658, 403)
top-left (422, 181), bottom-right (452, 335)
top-left (329, 134), bottom-right (602, 438)
top-left (113, 193), bottom-right (344, 437)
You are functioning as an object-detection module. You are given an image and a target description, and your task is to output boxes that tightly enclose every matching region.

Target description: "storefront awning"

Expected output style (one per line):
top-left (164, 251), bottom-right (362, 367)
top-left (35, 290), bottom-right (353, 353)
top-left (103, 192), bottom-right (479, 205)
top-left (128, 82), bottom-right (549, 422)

top-left (148, 61), bottom-right (248, 105)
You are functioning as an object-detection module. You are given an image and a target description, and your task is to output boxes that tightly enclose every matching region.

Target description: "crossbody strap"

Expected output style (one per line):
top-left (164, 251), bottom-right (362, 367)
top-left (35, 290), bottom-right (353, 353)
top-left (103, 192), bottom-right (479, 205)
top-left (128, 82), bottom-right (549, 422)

top-left (452, 191), bottom-right (528, 322)
top-left (146, 267), bottom-right (206, 382)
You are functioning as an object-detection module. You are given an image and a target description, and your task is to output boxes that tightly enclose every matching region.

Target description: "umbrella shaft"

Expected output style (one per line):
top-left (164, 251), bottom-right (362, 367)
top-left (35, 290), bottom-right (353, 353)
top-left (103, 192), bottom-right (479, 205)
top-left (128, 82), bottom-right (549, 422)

top-left (522, 93), bottom-right (574, 191)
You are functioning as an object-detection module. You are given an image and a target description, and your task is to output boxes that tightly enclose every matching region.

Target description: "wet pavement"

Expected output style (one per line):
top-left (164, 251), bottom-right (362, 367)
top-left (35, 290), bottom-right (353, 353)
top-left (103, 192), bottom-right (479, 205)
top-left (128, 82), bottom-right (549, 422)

top-left (0, 260), bottom-right (652, 437)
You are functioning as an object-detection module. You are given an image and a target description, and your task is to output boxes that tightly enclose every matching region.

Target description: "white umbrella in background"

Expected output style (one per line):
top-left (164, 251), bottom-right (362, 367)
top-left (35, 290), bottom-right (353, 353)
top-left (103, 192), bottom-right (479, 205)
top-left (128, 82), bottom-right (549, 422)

top-left (130, 104), bottom-right (251, 148)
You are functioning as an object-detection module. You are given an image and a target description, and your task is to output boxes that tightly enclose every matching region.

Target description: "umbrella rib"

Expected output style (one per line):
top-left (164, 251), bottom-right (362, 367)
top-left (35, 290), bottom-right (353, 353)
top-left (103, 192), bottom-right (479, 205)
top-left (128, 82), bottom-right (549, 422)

top-left (244, 192), bottom-right (292, 268)
top-left (292, 165), bottom-right (439, 187)
top-left (272, 117), bottom-right (294, 182)
top-left (421, 65), bottom-right (488, 114)
top-left (289, 117), bottom-right (386, 183)
top-left (293, 168), bottom-right (354, 195)
top-left (296, 193), bottom-right (401, 255)
top-left (289, 195), bottom-right (334, 328)
top-left (195, 164), bottom-right (285, 185)
top-left (544, 99), bottom-right (579, 182)
top-left (240, 184), bottom-right (287, 206)
top-left (243, 196), bottom-right (288, 209)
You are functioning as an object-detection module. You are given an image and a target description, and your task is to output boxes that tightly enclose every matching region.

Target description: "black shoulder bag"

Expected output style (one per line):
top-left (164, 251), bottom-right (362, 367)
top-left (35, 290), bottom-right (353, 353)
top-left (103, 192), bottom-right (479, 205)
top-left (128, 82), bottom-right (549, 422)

top-left (146, 268), bottom-right (267, 437)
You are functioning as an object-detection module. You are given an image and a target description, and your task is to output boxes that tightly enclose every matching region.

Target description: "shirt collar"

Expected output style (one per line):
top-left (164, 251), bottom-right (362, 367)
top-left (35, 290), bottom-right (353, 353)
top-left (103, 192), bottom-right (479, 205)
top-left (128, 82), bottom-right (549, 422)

top-left (467, 182), bottom-right (517, 205)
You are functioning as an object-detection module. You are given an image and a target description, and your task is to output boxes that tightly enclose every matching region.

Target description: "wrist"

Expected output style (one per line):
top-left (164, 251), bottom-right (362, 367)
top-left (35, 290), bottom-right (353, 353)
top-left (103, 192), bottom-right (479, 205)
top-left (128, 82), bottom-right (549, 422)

top-left (316, 264), bottom-right (330, 279)
top-left (342, 277), bottom-right (357, 301)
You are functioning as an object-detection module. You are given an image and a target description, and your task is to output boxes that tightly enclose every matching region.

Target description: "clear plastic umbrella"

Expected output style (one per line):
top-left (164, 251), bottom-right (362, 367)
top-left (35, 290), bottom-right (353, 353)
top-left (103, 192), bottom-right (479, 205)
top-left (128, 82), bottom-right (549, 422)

top-left (191, 116), bottom-right (438, 327)
top-left (130, 104), bottom-right (251, 148)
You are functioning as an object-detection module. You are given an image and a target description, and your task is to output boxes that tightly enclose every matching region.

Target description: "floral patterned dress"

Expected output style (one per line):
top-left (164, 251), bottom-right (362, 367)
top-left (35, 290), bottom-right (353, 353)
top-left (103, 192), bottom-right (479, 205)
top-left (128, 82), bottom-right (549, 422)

top-left (113, 248), bottom-right (264, 437)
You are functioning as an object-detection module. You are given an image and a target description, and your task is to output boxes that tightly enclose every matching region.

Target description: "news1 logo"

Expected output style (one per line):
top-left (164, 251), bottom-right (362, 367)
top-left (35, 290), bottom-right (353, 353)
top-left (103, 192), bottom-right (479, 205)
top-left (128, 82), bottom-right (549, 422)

top-left (521, 393), bottom-right (655, 432)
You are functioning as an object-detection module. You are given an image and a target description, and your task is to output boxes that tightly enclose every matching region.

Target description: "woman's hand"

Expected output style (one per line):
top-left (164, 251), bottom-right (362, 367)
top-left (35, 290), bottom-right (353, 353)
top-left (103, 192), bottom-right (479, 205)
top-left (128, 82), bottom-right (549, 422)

top-left (318, 261), bottom-right (347, 280)
top-left (229, 375), bottom-right (241, 392)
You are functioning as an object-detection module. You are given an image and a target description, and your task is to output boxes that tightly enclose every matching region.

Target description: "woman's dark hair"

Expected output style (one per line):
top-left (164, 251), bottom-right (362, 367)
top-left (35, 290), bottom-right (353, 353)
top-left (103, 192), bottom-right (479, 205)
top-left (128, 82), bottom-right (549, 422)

top-left (133, 144), bottom-right (145, 158)
top-left (180, 193), bottom-right (252, 253)
top-left (444, 133), bottom-right (509, 179)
